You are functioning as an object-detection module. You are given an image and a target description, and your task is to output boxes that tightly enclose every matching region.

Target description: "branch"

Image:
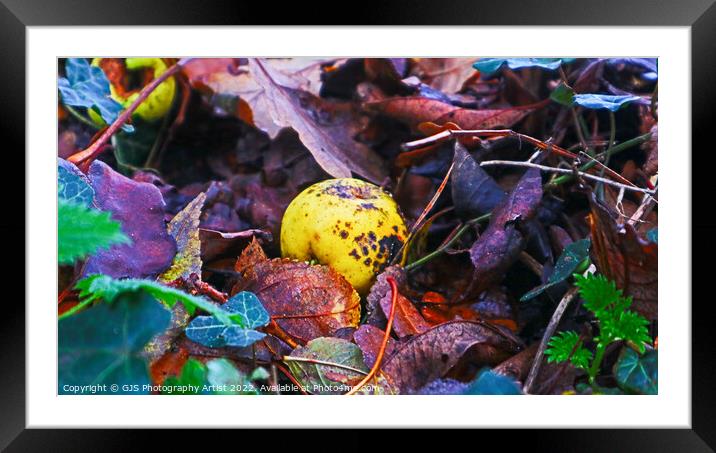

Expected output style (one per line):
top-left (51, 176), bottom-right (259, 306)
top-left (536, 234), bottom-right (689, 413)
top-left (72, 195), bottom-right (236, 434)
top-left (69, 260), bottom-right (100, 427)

top-left (68, 57), bottom-right (194, 167)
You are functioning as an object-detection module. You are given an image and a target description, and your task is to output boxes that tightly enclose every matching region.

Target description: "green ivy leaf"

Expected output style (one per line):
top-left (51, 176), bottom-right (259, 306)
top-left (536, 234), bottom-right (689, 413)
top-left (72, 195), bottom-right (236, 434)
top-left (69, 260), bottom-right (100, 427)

top-left (474, 58), bottom-right (575, 76)
top-left (58, 159), bottom-right (94, 206)
top-left (58, 290), bottom-right (170, 394)
top-left (58, 58), bottom-right (133, 132)
top-left (75, 274), bottom-right (239, 326)
top-left (613, 347), bottom-right (657, 394)
top-left (573, 93), bottom-right (643, 112)
top-left (463, 369), bottom-right (522, 395)
top-left (184, 292), bottom-right (269, 348)
top-left (58, 199), bottom-right (131, 265)
top-left (521, 239), bottom-right (590, 301)
top-left (544, 330), bottom-right (592, 370)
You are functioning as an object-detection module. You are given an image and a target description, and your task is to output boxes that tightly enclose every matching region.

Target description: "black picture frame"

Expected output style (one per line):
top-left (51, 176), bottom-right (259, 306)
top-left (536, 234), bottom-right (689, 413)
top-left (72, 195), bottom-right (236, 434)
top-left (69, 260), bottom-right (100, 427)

top-left (2, 0), bottom-right (713, 448)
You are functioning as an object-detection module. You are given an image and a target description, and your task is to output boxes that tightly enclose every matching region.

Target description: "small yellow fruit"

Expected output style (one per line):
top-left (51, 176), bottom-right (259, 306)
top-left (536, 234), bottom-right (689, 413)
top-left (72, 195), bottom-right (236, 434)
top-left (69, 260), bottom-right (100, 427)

top-left (90, 58), bottom-right (176, 123)
top-left (281, 178), bottom-right (408, 295)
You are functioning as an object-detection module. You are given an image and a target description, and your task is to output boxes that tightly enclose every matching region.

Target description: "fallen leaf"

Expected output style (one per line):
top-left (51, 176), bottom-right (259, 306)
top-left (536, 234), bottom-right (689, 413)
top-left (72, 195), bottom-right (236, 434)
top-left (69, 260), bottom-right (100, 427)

top-left (613, 347), bottom-right (657, 395)
top-left (381, 320), bottom-right (521, 393)
top-left (158, 192), bottom-right (206, 283)
top-left (365, 96), bottom-right (541, 131)
top-left (588, 193), bottom-right (658, 320)
top-left (411, 58), bottom-right (478, 93)
top-left (249, 58), bottom-right (387, 183)
top-left (352, 324), bottom-right (398, 368)
top-left (235, 239), bottom-right (361, 344)
top-left (379, 289), bottom-right (430, 338)
top-left (83, 160), bottom-right (176, 279)
top-left (199, 228), bottom-right (271, 263)
top-left (451, 142), bottom-right (506, 220)
top-left (521, 238), bottom-right (591, 301)
top-left (286, 337), bottom-right (368, 395)
top-left (467, 225), bottom-right (524, 296)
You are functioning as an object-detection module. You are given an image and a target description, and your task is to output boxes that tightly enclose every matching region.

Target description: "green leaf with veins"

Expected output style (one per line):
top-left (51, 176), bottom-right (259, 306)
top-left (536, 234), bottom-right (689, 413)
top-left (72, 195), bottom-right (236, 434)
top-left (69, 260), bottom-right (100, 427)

top-left (184, 292), bottom-right (269, 348)
top-left (58, 160), bottom-right (94, 206)
top-left (613, 347), bottom-right (657, 394)
top-left (75, 274), bottom-right (242, 327)
top-left (58, 199), bottom-right (131, 265)
top-left (58, 290), bottom-right (170, 394)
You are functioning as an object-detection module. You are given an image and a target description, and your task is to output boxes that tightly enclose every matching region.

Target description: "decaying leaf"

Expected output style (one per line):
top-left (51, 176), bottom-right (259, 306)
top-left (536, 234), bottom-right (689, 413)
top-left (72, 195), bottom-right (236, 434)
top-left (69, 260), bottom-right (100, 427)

top-left (249, 59), bottom-right (386, 183)
top-left (378, 289), bottom-right (430, 338)
top-left (451, 142), bottom-right (506, 220)
top-left (286, 337), bottom-right (369, 395)
top-left (588, 193), bottom-right (658, 320)
top-left (83, 160), bottom-right (176, 279)
top-left (352, 324), bottom-right (398, 368)
top-left (381, 320), bottom-right (522, 393)
top-left (235, 239), bottom-right (361, 344)
top-left (365, 96), bottom-right (541, 131)
top-left (158, 192), bottom-right (206, 283)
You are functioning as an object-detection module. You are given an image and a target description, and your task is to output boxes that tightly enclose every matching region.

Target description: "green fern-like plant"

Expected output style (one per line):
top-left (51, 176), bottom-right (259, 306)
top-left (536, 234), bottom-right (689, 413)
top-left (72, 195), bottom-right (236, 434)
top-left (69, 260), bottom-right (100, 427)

top-left (545, 273), bottom-right (652, 385)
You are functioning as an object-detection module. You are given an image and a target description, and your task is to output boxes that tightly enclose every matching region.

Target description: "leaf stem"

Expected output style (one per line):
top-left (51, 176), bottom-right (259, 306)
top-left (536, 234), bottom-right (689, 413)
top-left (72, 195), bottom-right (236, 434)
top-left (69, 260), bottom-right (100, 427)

top-left (588, 341), bottom-right (608, 384)
top-left (68, 58), bottom-right (194, 168)
top-left (58, 297), bottom-right (94, 321)
top-left (64, 105), bottom-right (100, 129)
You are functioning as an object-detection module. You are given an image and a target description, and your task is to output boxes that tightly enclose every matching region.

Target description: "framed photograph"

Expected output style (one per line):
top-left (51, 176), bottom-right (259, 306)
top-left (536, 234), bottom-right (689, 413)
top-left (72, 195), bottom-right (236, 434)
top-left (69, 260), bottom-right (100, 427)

top-left (3, 0), bottom-right (713, 447)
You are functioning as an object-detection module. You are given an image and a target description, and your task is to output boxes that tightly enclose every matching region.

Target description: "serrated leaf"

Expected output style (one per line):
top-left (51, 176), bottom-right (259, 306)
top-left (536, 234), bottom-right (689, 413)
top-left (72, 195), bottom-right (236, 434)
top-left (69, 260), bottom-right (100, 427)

top-left (573, 93), bottom-right (643, 112)
top-left (545, 330), bottom-right (592, 370)
top-left (58, 290), bottom-right (170, 394)
top-left (574, 274), bottom-right (625, 317)
top-left (75, 274), bottom-right (236, 326)
top-left (58, 159), bottom-right (94, 206)
top-left (463, 369), bottom-right (522, 395)
top-left (521, 239), bottom-right (591, 301)
top-left (58, 58), bottom-right (133, 132)
top-left (601, 310), bottom-right (651, 351)
top-left (613, 347), bottom-right (657, 394)
top-left (286, 337), bottom-right (368, 395)
top-left (474, 58), bottom-right (575, 76)
top-left (158, 193), bottom-right (206, 283)
top-left (58, 199), bottom-right (130, 265)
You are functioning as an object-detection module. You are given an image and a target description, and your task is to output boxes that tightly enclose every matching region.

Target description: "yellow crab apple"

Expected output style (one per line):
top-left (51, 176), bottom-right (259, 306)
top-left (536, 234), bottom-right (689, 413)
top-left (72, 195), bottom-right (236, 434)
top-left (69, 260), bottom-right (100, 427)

top-left (90, 57), bottom-right (176, 123)
top-left (280, 178), bottom-right (408, 294)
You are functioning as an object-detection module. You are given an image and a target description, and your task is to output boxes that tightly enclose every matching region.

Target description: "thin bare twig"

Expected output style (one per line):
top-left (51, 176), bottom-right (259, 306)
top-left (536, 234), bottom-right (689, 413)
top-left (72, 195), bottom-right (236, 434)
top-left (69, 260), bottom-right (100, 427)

top-left (523, 285), bottom-right (580, 394)
top-left (479, 160), bottom-right (656, 195)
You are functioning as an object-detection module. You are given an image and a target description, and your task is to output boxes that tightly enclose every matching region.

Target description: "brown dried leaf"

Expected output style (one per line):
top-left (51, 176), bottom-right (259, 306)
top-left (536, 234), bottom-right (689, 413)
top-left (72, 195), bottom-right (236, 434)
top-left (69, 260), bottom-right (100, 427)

top-left (379, 290), bottom-right (430, 338)
top-left (381, 320), bottom-right (522, 393)
top-left (588, 193), bottom-right (658, 320)
top-left (235, 239), bottom-right (361, 343)
top-left (249, 58), bottom-right (387, 183)
top-left (365, 96), bottom-right (540, 131)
